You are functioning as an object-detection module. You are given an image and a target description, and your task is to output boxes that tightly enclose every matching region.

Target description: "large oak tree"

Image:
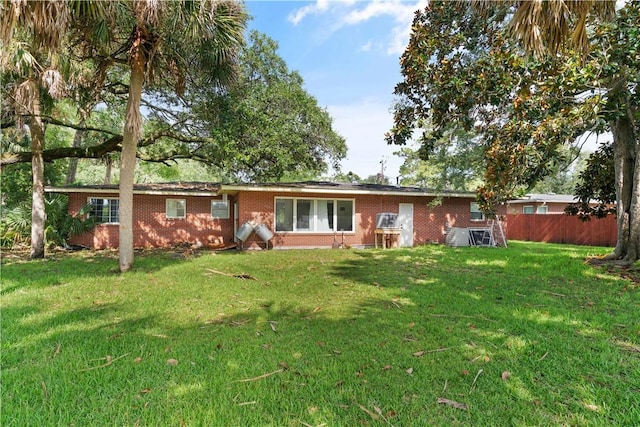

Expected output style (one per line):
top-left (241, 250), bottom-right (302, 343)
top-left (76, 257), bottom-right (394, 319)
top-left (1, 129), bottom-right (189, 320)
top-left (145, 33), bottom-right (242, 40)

top-left (388, 1), bottom-right (638, 265)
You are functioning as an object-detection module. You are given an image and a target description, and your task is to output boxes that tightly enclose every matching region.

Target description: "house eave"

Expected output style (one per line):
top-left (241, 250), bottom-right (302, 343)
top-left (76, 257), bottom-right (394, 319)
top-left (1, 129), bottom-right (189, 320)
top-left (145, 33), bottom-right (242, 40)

top-left (218, 184), bottom-right (474, 199)
top-left (45, 186), bottom-right (220, 197)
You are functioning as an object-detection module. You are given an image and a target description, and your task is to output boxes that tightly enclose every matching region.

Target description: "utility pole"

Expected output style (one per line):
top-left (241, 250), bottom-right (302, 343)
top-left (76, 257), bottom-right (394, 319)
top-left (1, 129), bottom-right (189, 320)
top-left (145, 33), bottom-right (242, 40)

top-left (378, 157), bottom-right (386, 184)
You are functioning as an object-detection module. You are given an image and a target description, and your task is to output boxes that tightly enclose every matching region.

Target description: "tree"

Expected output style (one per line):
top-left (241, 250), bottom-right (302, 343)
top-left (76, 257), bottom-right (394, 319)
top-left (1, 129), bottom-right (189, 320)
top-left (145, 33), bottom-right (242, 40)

top-left (396, 126), bottom-right (484, 191)
top-left (565, 143), bottom-right (617, 219)
top-left (60, 0), bottom-right (246, 272)
top-left (388, 1), bottom-right (639, 265)
top-left (0, 0), bottom-right (111, 259)
top-left (189, 31), bottom-right (346, 182)
top-left (532, 147), bottom-right (590, 195)
top-left (2, 1), bottom-right (246, 270)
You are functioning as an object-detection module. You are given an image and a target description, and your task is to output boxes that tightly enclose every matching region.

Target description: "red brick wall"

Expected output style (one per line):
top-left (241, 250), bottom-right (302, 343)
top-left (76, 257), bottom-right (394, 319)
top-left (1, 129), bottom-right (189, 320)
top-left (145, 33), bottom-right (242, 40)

top-left (235, 190), bottom-right (502, 249)
top-left (68, 193), bottom-right (233, 249)
top-left (67, 190), bottom-right (504, 249)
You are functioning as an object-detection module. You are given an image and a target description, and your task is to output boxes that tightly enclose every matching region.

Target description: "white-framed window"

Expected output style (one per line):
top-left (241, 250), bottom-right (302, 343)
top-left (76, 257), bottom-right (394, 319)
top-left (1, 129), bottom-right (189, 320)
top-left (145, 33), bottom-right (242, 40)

top-left (470, 202), bottom-right (485, 221)
top-left (275, 198), bottom-right (354, 232)
top-left (166, 199), bottom-right (186, 219)
top-left (211, 199), bottom-right (229, 219)
top-left (88, 198), bottom-right (119, 223)
top-left (536, 205), bottom-right (548, 214)
top-left (523, 205), bottom-right (535, 214)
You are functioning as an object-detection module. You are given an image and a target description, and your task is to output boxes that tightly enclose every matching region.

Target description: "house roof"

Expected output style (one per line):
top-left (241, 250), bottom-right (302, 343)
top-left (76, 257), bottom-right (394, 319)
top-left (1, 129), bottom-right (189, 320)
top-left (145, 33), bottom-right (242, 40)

top-left (45, 182), bottom-right (220, 196)
top-left (218, 181), bottom-right (474, 198)
top-left (507, 193), bottom-right (579, 205)
top-left (46, 181), bottom-right (476, 198)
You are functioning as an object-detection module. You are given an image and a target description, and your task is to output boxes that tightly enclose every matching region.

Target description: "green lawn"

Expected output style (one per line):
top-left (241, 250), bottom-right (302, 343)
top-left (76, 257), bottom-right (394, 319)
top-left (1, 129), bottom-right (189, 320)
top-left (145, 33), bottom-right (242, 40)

top-left (2, 242), bottom-right (639, 426)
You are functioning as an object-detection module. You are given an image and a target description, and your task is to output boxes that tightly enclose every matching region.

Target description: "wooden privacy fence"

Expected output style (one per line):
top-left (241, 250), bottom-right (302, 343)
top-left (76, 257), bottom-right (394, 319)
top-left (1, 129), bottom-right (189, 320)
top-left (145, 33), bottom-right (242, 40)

top-left (506, 214), bottom-right (617, 247)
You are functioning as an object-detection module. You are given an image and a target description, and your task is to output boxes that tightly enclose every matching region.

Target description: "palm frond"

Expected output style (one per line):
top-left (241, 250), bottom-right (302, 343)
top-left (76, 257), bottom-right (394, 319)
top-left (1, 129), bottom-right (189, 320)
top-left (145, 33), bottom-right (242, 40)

top-left (508, 0), bottom-right (616, 57)
top-left (41, 68), bottom-right (65, 99)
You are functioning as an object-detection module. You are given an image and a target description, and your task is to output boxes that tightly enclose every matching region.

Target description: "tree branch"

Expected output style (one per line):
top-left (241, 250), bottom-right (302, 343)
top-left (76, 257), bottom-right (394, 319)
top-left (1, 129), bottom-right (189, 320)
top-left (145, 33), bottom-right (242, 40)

top-left (42, 116), bottom-right (120, 135)
top-left (1, 126), bottom-right (217, 166)
top-left (1, 135), bottom-right (122, 166)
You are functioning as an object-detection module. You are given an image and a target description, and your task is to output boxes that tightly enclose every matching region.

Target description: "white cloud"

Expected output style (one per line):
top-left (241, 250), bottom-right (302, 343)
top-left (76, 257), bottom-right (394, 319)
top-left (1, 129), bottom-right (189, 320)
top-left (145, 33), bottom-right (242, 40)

top-left (360, 41), bottom-right (373, 52)
top-left (342, 1), bottom-right (405, 25)
top-left (327, 97), bottom-right (403, 179)
top-left (288, 0), bottom-right (428, 56)
top-left (387, 24), bottom-right (410, 55)
top-left (288, 0), bottom-right (331, 25)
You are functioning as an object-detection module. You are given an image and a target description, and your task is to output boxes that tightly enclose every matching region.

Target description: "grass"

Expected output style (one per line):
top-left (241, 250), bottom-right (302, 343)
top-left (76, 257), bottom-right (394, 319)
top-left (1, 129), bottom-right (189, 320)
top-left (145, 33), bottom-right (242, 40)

top-left (1, 241), bottom-right (639, 426)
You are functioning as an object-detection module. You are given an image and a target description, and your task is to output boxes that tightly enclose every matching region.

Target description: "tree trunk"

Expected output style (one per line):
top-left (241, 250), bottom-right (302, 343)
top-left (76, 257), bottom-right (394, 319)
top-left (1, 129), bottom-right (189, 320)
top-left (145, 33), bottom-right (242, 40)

top-left (65, 121), bottom-right (85, 184)
top-left (627, 142), bottom-right (640, 264)
top-left (28, 80), bottom-right (46, 259)
top-left (609, 113), bottom-right (639, 265)
top-left (104, 155), bottom-right (112, 185)
top-left (119, 47), bottom-right (145, 272)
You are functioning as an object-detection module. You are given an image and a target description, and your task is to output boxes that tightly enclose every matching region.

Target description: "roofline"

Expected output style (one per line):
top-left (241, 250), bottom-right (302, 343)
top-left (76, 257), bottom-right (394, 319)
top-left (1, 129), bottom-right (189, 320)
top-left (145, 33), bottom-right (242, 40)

top-left (45, 186), bottom-right (220, 197)
top-left (507, 198), bottom-right (577, 204)
top-left (45, 183), bottom-right (476, 199)
top-left (218, 184), bottom-right (474, 198)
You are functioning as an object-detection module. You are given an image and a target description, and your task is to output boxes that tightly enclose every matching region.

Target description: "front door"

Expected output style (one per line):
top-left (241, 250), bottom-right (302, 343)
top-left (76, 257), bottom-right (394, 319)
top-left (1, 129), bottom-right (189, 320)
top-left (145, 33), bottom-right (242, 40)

top-left (398, 203), bottom-right (414, 247)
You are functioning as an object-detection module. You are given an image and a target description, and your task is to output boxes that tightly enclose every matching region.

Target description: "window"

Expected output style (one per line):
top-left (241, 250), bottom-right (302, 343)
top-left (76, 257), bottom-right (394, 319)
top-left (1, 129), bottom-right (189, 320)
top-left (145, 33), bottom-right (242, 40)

top-left (88, 198), bottom-right (119, 223)
top-left (336, 200), bottom-right (353, 231)
top-left (275, 198), bottom-right (354, 232)
top-left (276, 199), bottom-right (294, 231)
top-left (296, 200), bottom-right (313, 231)
top-left (211, 199), bottom-right (229, 218)
top-left (536, 206), bottom-right (548, 214)
top-left (316, 200), bottom-right (334, 231)
top-left (166, 199), bottom-right (186, 219)
top-left (470, 202), bottom-right (485, 221)
top-left (523, 205), bottom-right (535, 214)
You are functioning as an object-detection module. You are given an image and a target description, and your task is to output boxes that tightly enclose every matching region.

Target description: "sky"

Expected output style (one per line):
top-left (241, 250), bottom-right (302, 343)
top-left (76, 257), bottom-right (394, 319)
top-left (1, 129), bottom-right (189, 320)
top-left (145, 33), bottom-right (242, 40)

top-left (245, 0), bottom-right (429, 181)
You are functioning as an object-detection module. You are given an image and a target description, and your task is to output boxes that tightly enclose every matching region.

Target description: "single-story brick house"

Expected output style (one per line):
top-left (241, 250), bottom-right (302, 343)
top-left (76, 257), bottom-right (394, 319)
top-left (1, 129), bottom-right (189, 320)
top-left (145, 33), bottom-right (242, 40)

top-left (506, 193), bottom-right (580, 215)
top-left (46, 181), bottom-right (506, 250)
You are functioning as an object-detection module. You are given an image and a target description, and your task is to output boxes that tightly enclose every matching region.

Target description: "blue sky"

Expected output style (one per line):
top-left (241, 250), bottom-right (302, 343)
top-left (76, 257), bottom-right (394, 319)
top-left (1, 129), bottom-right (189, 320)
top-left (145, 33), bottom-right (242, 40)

top-left (245, 0), bottom-right (428, 180)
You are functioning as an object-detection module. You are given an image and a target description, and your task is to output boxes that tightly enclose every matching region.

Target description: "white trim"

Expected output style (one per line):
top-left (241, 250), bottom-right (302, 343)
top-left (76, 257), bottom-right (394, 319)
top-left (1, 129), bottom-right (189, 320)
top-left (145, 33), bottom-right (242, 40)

top-left (46, 187), bottom-right (219, 197)
top-left (47, 184), bottom-right (476, 199)
top-left (470, 202), bottom-right (485, 222)
top-left (166, 198), bottom-right (186, 219)
top-left (211, 199), bottom-right (230, 219)
top-left (274, 196), bottom-right (355, 233)
top-left (220, 184), bottom-right (472, 198)
top-left (87, 197), bottom-right (119, 224)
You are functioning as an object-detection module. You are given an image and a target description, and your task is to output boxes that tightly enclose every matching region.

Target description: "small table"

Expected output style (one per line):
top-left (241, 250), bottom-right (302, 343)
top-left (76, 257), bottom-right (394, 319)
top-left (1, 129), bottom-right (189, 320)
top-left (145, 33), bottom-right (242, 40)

top-left (374, 228), bottom-right (401, 249)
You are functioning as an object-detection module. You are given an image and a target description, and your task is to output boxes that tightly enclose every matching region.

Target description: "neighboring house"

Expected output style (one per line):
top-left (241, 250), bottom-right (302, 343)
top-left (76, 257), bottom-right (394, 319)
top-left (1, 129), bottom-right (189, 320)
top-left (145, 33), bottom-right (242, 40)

top-left (507, 193), bottom-right (580, 215)
top-left (506, 193), bottom-right (617, 247)
top-left (46, 181), bottom-right (504, 250)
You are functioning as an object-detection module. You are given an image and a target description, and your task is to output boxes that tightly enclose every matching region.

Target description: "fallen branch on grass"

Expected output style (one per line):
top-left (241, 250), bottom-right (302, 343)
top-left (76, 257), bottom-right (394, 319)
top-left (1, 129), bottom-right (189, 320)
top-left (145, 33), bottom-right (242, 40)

top-left (356, 403), bottom-right (396, 427)
top-left (80, 353), bottom-right (130, 372)
top-left (437, 398), bottom-right (468, 410)
top-left (231, 368), bottom-right (284, 383)
top-left (412, 347), bottom-right (454, 356)
top-left (542, 290), bottom-right (566, 297)
top-left (469, 369), bottom-right (483, 394)
top-left (206, 268), bottom-right (256, 280)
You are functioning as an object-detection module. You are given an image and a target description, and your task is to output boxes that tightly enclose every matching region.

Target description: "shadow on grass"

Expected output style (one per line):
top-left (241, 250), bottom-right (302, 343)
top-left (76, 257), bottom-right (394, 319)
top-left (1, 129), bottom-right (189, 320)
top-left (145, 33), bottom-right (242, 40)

top-left (0, 247), bottom-right (209, 296)
top-left (2, 242), bottom-right (638, 425)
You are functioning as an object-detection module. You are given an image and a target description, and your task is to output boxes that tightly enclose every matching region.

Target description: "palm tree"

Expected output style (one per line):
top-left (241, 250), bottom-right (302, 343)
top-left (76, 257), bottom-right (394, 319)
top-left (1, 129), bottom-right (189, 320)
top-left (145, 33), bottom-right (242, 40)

top-left (2, 0), bottom-right (247, 270)
top-left (107, 1), bottom-right (247, 272)
top-left (0, 1), bottom-right (110, 258)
